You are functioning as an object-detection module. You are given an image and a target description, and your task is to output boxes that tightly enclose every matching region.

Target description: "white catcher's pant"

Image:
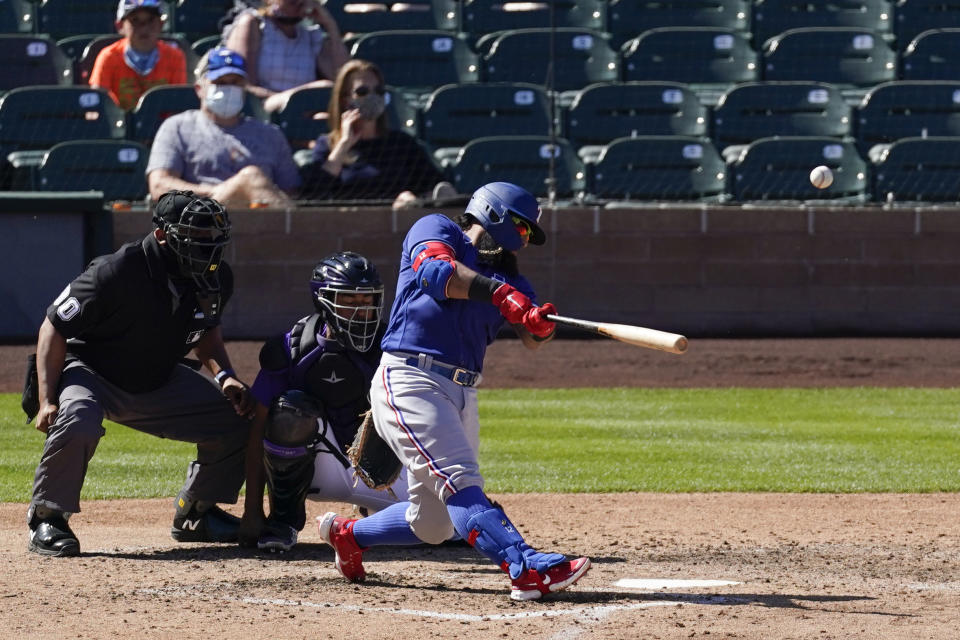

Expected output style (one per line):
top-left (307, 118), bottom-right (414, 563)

top-left (370, 352), bottom-right (485, 544)
top-left (306, 422), bottom-right (409, 513)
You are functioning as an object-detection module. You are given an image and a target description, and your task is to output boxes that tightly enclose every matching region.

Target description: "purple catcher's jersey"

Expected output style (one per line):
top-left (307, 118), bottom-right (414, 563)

top-left (380, 214), bottom-right (536, 372)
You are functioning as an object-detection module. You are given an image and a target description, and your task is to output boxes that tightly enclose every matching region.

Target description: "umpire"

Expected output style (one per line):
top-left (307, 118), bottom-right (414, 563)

top-left (27, 190), bottom-right (253, 557)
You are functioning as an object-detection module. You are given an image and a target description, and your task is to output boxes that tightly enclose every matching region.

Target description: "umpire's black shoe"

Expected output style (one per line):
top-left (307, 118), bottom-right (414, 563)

top-left (171, 505), bottom-right (240, 543)
top-left (28, 516), bottom-right (80, 557)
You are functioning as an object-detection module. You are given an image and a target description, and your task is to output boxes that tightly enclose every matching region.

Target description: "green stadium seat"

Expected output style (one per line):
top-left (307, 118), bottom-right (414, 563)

top-left (127, 83), bottom-right (198, 145)
top-left (731, 136), bottom-right (869, 201)
top-left (0, 34), bottom-right (73, 91)
top-left (57, 34), bottom-right (107, 66)
top-left (349, 30), bottom-right (479, 95)
top-left (36, 0), bottom-right (163, 40)
top-left (587, 136), bottom-right (727, 201)
top-left (872, 136), bottom-right (960, 201)
top-left (0, 0), bottom-right (33, 33)
top-left (170, 0), bottom-right (233, 41)
top-left (762, 28), bottom-right (897, 86)
top-left (37, 140), bottom-right (148, 201)
top-left (448, 135), bottom-right (585, 197)
top-left (894, 0), bottom-right (960, 45)
top-left (712, 82), bottom-right (851, 153)
top-left (901, 29), bottom-right (960, 80)
top-left (324, 0), bottom-right (458, 35)
top-left (270, 86), bottom-right (333, 150)
top-left (607, 0), bottom-right (750, 49)
top-left (419, 82), bottom-right (551, 164)
top-left (856, 81), bottom-right (960, 151)
top-left (563, 82), bottom-right (708, 151)
top-left (621, 28), bottom-right (758, 86)
top-left (753, 0), bottom-right (892, 46)
top-left (191, 34), bottom-right (221, 59)
top-left (482, 28), bottom-right (618, 91)
top-left (461, 0), bottom-right (605, 39)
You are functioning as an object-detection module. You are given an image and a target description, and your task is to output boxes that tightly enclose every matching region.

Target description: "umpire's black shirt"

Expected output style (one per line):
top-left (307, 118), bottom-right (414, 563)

top-left (46, 233), bottom-right (233, 393)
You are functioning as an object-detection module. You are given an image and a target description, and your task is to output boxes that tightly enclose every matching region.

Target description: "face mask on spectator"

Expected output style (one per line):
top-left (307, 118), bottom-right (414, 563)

top-left (351, 93), bottom-right (386, 121)
top-left (205, 84), bottom-right (245, 118)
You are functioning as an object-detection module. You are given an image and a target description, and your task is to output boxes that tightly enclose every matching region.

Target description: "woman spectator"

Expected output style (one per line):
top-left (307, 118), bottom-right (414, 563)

top-left (299, 59), bottom-right (451, 208)
top-left (223, 0), bottom-right (349, 112)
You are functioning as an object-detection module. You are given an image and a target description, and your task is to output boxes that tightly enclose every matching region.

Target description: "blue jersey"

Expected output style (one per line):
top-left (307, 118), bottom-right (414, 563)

top-left (381, 214), bottom-right (536, 372)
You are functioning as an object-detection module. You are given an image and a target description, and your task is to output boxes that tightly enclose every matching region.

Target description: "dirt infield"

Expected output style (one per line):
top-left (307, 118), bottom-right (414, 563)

top-left (2, 338), bottom-right (959, 639)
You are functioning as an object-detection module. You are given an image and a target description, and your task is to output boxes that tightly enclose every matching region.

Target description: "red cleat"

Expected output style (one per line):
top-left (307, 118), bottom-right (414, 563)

top-left (510, 557), bottom-right (591, 601)
top-left (317, 512), bottom-right (366, 582)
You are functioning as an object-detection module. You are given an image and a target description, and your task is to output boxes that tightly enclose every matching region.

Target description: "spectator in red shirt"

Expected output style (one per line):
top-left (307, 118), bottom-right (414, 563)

top-left (90, 0), bottom-right (187, 111)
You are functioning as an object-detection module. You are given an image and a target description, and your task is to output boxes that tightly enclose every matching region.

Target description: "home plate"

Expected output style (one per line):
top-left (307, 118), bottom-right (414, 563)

top-left (615, 579), bottom-right (741, 590)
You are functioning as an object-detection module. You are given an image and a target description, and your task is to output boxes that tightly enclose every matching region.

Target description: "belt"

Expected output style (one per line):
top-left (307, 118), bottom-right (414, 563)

top-left (397, 352), bottom-right (481, 387)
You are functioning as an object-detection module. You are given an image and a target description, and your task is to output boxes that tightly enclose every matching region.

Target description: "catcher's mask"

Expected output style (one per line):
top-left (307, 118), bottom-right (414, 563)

top-left (152, 190), bottom-right (231, 292)
top-left (464, 181), bottom-right (545, 252)
top-left (309, 251), bottom-right (384, 352)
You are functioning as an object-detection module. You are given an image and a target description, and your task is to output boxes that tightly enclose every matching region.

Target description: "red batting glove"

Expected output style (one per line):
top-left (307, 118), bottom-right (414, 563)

top-left (523, 303), bottom-right (557, 337)
top-left (491, 283), bottom-right (533, 325)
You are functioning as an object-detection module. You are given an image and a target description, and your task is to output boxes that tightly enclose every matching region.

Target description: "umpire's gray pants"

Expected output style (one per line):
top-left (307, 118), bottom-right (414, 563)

top-left (30, 360), bottom-right (250, 514)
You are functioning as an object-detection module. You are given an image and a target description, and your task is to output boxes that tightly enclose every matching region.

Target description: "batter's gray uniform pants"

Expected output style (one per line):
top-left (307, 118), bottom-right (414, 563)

top-left (30, 359), bottom-right (250, 514)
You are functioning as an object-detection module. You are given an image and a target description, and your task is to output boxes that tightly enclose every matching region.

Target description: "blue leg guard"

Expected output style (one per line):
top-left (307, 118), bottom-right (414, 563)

top-left (352, 502), bottom-right (422, 548)
top-left (463, 508), bottom-right (566, 580)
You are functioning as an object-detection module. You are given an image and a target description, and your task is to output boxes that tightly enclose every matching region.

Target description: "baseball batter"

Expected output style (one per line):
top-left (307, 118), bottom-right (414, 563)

top-left (318, 182), bottom-right (591, 601)
top-left (239, 252), bottom-right (408, 551)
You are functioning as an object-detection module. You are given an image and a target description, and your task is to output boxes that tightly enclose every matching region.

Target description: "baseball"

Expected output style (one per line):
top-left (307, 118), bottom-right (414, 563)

top-left (810, 165), bottom-right (833, 189)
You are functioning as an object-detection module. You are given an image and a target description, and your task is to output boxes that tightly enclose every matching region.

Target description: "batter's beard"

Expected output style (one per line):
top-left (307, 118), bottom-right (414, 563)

top-left (476, 231), bottom-right (519, 277)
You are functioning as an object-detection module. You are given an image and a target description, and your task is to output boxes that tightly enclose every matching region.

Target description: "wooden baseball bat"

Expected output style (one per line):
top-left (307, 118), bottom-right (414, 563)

top-left (545, 314), bottom-right (688, 355)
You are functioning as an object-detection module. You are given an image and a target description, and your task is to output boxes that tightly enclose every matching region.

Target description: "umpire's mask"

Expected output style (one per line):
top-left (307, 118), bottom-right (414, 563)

top-left (153, 190), bottom-right (231, 292)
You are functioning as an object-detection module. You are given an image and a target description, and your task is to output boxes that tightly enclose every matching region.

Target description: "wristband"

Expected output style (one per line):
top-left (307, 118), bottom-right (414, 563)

top-left (468, 274), bottom-right (503, 304)
top-left (214, 369), bottom-right (235, 388)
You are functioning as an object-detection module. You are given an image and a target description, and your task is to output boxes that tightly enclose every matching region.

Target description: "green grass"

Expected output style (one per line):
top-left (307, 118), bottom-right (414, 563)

top-left (2, 388), bottom-right (959, 502)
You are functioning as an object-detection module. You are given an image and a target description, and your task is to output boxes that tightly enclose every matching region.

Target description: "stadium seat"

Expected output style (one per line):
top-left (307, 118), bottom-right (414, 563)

top-left (872, 137), bottom-right (960, 201)
top-left (606, 0), bottom-right (750, 49)
top-left (191, 34), bottom-right (221, 59)
top-left (587, 136), bottom-right (727, 201)
top-left (712, 82), bottom-right (851, 153)
top-left (57, 34), bottom-right (105, 66)
top-left (270, 86), bottom-right (334, 150)
top-left (448, 135), bottom-right (585, 197)
top-left (170, 0), bottom-right (234, 41)
top-left (856, 81), bottom-right (960, 150)
top-left (900, 29), bottom-right (960, 80)
top-left (419, 82), bottom-right (551, 163)
top-left (324, 0), bottom-right (458, 35)
top-left (563, 82), bottom-right (708, 155)
top-left (0, 34), bottom-right (73, 91)
top-left (76, 34), bottom-right (196, 86)
top-left (0, 0), bottom-right (33, 33)
top-left (762, 28), bottom-right (897, 86)
top-left (482, 28), bottom-right (618, 91)
top-left (127, 84), bottom-right (199, 145)
top-left (37, 140), bottom-right (149, 201)
top-left (461, 0), bottom-right (605, 39)
top-left (621, 28), bottom-right (758, 86)
top-left (752, 0), bottom-right (892, 46)
top-left (894, 0), bottom-right (960, 44)
top-left (731, 136), bottom-right (869, 200)
top-left (36, 0), bottom-right (156, 40)
top-left (349, 30), bottom-right (479, 94)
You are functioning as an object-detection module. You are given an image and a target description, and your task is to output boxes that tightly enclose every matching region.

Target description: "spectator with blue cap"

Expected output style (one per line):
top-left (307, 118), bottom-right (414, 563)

top-left (90, 0), bottom-right (187, 110)
top-left (146, 47), bottom-right (301, 208)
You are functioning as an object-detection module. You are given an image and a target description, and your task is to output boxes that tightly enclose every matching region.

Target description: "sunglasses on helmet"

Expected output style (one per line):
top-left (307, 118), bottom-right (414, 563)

top-left (510, 215), bottom-right (532, 241)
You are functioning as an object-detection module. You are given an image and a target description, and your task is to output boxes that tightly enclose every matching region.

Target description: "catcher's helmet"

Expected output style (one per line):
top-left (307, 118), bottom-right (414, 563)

top-left (310, 251), bottom-right (384, 352)
top-left (464, 182), bottom-right (545, 251)
top-left (152, 190), bottom-right (231, 292)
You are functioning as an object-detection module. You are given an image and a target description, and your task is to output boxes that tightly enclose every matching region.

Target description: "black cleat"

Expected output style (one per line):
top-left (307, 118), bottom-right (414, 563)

top-left (28, 517), bottom-right (80, 557)
top-left (171, 505), bottom-right (241, 543)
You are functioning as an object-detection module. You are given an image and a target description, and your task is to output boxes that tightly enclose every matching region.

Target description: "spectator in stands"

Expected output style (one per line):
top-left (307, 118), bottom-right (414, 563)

top-left (90, 0), bottom-right (187, 111)
top-left (300, 59), bottom-right (452, 208)
top-left (146, 47), bottom-right (301, 208)
top-left (223, 0), bottom-right (349, 112)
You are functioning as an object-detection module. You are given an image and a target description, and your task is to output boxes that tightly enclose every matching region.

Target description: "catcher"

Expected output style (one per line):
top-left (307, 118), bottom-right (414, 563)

top-left (238, 251), bottom-right (407, 552)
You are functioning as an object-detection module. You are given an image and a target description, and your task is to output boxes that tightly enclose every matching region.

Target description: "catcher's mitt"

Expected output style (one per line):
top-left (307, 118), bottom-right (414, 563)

top-left (347, 410), bottom-right (403, 496)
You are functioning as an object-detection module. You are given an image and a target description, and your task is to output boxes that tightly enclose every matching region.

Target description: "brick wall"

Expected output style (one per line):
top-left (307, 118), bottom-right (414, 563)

top-left (114, 204), bottom-right (960, 338)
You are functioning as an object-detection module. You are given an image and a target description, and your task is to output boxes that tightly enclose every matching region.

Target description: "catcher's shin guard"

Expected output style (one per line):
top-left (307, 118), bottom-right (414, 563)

top-left (464, 508), bottom-right (565, 579)
top-left (264, 392), bottom-right (322, 530)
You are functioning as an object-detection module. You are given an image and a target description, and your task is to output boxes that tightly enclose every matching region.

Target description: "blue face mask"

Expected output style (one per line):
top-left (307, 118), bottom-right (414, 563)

top-left (124, 45), bottom-right (159, 76)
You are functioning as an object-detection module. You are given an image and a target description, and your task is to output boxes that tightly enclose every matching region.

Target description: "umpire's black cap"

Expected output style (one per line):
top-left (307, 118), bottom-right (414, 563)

top-left (152, 190), bottom-right (198, 228)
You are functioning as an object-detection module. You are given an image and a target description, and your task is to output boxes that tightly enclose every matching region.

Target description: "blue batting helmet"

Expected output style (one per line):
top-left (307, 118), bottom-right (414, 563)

top-left (464, 182), bottom-right (545, 251)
